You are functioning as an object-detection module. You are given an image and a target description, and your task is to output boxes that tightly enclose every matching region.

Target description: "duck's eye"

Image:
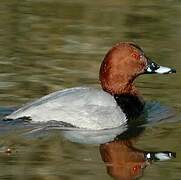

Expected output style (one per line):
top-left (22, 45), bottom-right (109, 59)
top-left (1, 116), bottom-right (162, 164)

top-left (140, 55), bottom-right (144, 59)
top-left (132, 164), bottom-right (141, 175)
top-left (131, 53), bottom-right (140, 60)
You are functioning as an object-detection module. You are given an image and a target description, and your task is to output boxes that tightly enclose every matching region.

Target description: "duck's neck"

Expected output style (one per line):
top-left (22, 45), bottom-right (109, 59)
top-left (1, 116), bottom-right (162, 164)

top-left (109, 83), bottom-right (145, 119)
top-left (101, 77), bottom-right (145, 118)
top-left (113, 82), bottom-right (138, 96)
top-left (100, 71), bottom-right (138, 95)
top-left (114, 92), bottom-right (145, 119)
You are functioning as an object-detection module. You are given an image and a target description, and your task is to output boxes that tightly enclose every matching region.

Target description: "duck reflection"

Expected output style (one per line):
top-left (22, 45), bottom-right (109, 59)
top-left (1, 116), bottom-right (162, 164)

top-left (100, 140), bottom-right (146, 179)
top-left (0, 105), bottom-right (176, 180)
top-left (100, 126), bottom-right (176, 180)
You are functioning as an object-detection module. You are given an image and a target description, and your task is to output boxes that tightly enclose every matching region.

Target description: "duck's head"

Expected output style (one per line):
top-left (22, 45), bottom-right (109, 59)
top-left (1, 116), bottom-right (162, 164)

top-left (100, 42), bottom-right (176, 95)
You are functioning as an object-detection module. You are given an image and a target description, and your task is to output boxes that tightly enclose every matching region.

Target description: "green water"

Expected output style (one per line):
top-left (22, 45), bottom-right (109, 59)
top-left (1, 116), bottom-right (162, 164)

top-left (0, 0), bottom-right (181, 179)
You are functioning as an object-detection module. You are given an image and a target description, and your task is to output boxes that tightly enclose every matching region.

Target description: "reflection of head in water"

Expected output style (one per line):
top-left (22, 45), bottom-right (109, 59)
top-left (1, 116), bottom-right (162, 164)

top-left (100, 140), bottom-right (147, 180)
top-left (100, 118), bottom-right (147, 180)
top-left (100, 116), bottom-right (176, 180)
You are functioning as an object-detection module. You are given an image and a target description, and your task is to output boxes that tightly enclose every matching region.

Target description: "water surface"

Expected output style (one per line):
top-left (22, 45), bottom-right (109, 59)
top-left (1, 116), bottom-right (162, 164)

top-left (0, 0), bottom-right (181, 179)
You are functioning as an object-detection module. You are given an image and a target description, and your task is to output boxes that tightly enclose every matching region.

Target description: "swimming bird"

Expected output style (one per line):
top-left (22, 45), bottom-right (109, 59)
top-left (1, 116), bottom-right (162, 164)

top-left (5, 42), bottom-right (176, 130)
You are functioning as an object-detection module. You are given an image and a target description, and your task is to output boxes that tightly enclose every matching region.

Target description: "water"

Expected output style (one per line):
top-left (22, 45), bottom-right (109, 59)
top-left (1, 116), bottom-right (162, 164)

top-left (0, 0), bottom-right (181, 179)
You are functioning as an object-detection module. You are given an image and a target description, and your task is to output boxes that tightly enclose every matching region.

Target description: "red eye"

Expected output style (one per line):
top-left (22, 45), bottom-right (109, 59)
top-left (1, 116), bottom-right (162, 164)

top-left (132, 164), bottom-right (141, 174)
top-left (132, 53), bottom-right (140, 60)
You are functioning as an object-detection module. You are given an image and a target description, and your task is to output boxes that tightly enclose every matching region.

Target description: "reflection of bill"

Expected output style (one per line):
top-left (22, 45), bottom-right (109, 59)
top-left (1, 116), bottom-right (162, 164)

top-left (100, 139), bottom-right (176, 180)
top-left (98, 95), bottom-right (176, 180)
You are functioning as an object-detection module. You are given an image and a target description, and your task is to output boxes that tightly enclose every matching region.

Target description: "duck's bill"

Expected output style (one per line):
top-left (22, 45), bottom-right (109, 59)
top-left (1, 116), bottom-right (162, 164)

top-left (145, 60), bottom-right (176, 74)
top-left (145, 151), bottom-right (176, 161)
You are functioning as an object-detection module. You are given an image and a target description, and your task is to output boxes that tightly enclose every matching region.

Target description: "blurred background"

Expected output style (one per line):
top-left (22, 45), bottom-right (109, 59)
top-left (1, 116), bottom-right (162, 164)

top-left (0, 0), bottom-right (180, 179)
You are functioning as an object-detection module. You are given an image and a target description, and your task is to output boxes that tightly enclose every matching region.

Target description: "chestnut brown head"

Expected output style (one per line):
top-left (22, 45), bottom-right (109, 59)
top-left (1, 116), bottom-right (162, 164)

top-left (99, 42), bottom-right (176, 95)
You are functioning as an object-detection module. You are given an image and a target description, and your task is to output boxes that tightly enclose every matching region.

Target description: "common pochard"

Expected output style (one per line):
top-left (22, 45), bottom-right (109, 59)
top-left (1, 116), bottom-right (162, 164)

top-left (5, 42), bottom-right (176, 130)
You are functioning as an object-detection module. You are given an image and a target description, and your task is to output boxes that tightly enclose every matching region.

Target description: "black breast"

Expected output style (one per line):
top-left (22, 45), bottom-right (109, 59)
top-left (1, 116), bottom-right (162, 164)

top-left (114, 94), bottom-right (145, 120)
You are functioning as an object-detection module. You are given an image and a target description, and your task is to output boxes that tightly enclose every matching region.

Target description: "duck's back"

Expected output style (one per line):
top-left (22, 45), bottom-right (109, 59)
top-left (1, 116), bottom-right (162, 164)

top-left (6, 87), bottom-right (127, 130)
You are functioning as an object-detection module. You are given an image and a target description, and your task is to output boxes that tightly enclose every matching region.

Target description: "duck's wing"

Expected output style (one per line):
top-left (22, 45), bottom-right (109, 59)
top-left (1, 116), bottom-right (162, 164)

top-left (6, 87), bottom-right (127, 130)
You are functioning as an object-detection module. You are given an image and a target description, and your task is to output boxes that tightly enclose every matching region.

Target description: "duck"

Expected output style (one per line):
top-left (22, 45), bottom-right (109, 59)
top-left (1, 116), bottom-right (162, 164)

top-left (5, 42), bottom-right (176, 130)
